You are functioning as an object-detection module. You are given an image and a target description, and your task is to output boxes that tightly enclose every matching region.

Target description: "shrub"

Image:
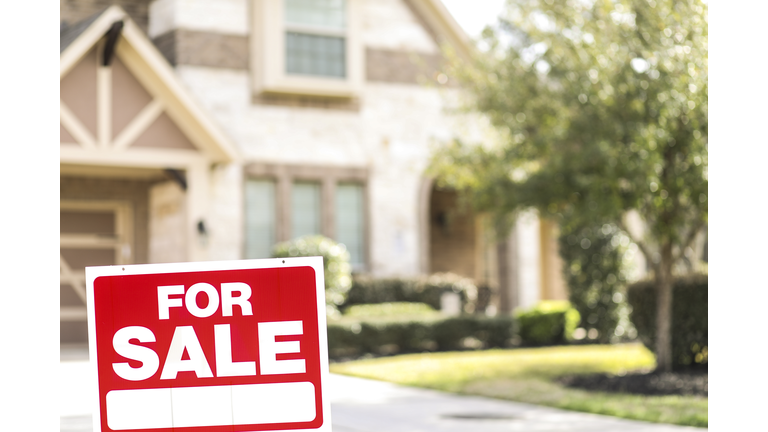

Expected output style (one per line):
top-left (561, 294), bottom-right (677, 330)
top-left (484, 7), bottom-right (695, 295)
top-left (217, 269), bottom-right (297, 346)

top-left (343, 302), bottom-right (439, 319)
top-left (626, 273), bottom-right (707, 370)
top-left (326, 315), bottom-right (516, 359)
top-left (272, 235), bottom-right (352, 316)
top-left (558, 223), bottom-right (634, 343)
top-left (344, 273), bottom-right (478, 313)
top-left (515, 301), bottom-right (581, 346)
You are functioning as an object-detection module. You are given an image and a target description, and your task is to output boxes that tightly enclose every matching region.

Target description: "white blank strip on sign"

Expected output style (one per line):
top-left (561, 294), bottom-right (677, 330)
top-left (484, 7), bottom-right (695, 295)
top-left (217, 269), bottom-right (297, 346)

top-left (172, 385), bottom-right (233, 428)
top-left (106, 388), bottom-right (173, 430)
top-left (106, 382), bottom-right (316, 430)
top-left (232, 381), bottom-right (316, 424)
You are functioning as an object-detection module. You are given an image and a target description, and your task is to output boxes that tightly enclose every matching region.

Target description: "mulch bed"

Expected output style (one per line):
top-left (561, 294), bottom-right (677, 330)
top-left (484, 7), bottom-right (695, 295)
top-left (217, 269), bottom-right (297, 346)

top-left (557, 366), bottom-right (707, 397)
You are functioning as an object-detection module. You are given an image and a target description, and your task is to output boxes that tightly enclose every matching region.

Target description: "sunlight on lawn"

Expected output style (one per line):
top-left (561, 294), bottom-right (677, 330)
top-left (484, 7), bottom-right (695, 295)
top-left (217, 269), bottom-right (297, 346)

top-left (330, 343), bottom-right (707, 428)
top-left (331, 343), bottom-right (656, 392)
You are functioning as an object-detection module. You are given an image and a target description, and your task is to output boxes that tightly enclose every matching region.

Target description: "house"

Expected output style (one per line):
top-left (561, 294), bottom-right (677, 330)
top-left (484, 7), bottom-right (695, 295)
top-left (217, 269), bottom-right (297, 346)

top-left (60, 0), bottom-right (568, 345)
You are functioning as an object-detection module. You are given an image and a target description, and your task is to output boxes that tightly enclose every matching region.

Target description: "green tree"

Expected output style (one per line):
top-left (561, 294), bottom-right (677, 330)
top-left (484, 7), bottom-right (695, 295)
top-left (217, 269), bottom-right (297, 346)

top-left (431, 0), bottom-right (707, 371)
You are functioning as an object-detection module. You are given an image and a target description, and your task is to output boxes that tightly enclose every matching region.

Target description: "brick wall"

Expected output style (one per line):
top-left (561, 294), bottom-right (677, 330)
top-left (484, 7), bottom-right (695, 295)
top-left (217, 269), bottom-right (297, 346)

top-left (365, 48), bottom-right (445, 85)
top-left (152, 29), bottom-right (249, 69)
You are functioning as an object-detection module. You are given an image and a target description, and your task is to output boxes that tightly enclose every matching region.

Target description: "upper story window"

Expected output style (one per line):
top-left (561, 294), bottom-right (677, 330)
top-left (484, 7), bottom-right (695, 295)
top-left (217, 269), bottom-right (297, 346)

top-left (252, 0), bottom-right (362, 98)
top-left (285, 0), bottom-right (347, 78)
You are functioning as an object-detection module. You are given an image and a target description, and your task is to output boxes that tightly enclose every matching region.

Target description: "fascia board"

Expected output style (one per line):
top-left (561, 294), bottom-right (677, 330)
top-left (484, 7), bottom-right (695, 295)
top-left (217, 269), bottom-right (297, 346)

top-left (61, 6), bottom-right (127, 78)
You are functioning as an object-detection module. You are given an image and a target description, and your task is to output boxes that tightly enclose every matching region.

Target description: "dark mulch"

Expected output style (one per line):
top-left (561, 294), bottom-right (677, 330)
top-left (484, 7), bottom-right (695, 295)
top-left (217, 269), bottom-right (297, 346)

top-left (557, 366), bottom-right (707, 397)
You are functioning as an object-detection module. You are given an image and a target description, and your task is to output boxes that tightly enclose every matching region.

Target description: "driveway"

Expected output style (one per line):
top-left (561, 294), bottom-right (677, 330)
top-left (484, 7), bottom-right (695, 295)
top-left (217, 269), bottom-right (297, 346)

top-left (61, 349), bottom-right (705, 432)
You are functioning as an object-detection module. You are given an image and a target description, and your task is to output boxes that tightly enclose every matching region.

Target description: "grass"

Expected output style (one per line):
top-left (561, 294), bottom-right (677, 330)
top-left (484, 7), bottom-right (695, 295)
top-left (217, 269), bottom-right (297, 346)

top-left (329, 343), bottom-right (708, 428)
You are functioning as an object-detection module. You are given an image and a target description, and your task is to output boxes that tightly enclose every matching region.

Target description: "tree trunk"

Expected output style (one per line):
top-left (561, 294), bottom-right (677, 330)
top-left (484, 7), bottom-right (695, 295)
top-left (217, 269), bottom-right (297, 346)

top-left (655, 243), bottom-right (674, 372)
top-left (497, 238), bottom-right (512, 315)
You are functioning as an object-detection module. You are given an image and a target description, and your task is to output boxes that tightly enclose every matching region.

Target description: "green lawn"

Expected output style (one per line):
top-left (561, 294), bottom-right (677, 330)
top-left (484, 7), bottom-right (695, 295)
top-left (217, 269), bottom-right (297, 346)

top-left (329, 343), bottom-right (707, 428)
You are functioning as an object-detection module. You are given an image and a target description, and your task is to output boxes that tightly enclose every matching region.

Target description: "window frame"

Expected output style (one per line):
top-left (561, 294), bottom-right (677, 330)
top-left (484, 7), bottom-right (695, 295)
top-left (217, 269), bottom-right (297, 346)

top-left (243, 163), bottom-right (369, 271)
top-left (251, 0), bottom-right (363, 98)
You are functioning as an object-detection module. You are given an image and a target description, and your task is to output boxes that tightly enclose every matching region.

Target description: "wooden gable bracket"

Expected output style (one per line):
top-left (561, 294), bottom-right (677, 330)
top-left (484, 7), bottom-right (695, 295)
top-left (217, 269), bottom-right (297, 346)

top-left (102, 21), bottom-right (123, 66)
top-left (61, 5), bottom-right (239, 167)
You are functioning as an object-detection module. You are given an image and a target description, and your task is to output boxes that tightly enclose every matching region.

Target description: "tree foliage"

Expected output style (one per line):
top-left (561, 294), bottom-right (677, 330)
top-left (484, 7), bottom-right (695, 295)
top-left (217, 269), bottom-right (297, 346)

top-left (559, 222), bottom-right (634, 343)
top-left (430, 0), bottom-right (707, 371)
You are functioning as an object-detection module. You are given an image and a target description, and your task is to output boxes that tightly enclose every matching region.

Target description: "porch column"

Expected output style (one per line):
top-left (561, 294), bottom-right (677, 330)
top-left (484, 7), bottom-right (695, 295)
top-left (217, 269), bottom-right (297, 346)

top-left (497, 228), bottom-right (519, 315)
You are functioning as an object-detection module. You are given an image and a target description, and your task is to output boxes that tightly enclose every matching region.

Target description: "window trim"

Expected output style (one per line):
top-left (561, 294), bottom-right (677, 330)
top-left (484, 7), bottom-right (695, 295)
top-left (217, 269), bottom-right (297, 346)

top-left (251, 0), bottom-right (363, 98)
top-left (243, 163), bottom-right (369, 271)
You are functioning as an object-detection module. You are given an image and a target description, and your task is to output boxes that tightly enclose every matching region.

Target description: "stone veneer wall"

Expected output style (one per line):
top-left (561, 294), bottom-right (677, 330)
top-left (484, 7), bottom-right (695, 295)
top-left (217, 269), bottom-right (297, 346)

top-left (138, 0), bottom-right (494, 278)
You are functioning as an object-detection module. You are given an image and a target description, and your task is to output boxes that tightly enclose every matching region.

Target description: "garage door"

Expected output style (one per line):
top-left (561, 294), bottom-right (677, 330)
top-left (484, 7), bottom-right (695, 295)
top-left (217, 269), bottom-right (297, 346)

top-left (60, 201), bottom-right (133, 345)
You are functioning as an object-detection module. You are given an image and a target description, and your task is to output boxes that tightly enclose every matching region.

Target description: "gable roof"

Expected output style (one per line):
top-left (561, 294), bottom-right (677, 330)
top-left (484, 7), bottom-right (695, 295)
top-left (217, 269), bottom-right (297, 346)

top-left (60, 8), bottom-right (106, 53)
top-left (411, 0), bottom-right (474, 59)
top-left (60, 5), bottom-right (239, 164)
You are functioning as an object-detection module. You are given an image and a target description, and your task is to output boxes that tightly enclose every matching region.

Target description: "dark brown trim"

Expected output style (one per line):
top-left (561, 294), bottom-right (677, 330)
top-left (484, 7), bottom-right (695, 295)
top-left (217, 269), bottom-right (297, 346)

top-left (151, 29), bottom-right (249, 69)
top-left (365, 48), bottom-right (445, 85)
top-left (245, 163), bottom-right (368, 182)
top-left (152, 30), bottom-right (176, 65)
top-left (244, 162), bottom-right (371, 271)
top-left (251, 93), bottom-right (362, 112)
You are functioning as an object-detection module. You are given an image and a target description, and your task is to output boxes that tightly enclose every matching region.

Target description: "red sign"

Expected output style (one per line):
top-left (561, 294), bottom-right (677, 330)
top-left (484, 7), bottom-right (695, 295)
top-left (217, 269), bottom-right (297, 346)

top-left (85, 257), bottom-right (331, 432)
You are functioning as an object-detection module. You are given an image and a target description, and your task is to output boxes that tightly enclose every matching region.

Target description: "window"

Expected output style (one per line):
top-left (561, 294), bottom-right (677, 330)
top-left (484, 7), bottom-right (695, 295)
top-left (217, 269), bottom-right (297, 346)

top-left (251, 0), bottom-right (362, 97)
top-left (336, 183), bottom-right (364, 268)
top-left (245, 179), bottom-right (276, 259)
top-left (244, 164), bottom-right (368, 269)
top-left (285, 0), bottom-right (347, 78)
top-left (291, 181), bottom-right (321, 238)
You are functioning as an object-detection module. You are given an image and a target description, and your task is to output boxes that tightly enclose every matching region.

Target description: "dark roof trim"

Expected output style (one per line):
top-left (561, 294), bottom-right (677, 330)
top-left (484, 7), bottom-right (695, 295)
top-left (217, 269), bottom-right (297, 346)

top-left (60, 7), bottom-right (109, 54)
top-left (102, 21), bottom-right (124, 66)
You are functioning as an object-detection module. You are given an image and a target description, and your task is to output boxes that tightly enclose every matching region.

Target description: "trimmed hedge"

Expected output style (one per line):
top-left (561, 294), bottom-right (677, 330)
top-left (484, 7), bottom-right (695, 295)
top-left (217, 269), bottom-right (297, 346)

top-left (343, 273), bottom-right (478, 313)
top-left (515, 301), bottom-right (581, 345)
top-left (343, 302), bottom-right (439, 318)
top-left (627, 273), bottom-right (708, 369)
top-left (272, 235), bottom-right (352, 316)
top-left (326, 315), bottom-right (516, 359)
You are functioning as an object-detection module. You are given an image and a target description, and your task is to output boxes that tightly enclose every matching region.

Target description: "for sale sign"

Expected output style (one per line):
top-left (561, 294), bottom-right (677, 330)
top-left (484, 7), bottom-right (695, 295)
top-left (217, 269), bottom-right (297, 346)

top-left (85, 257), bottom-right (331, 432)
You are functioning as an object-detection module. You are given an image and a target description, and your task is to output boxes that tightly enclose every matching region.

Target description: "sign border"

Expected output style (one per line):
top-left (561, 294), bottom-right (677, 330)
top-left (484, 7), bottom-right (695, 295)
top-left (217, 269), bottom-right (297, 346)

top-left (85, 257), bottom-right (331, 432)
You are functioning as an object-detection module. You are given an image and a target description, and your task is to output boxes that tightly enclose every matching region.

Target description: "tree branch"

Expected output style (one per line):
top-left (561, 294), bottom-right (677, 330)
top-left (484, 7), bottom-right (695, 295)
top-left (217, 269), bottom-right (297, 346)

top-left (617, 217), bottom-right (659, 275)
top-left (673, 218), bottom-right (706, 263)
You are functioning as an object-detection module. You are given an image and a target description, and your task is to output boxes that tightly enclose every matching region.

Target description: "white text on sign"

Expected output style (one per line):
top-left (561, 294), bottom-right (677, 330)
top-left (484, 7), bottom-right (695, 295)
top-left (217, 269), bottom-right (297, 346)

top-left (111, 283), bottom-right (306, 381)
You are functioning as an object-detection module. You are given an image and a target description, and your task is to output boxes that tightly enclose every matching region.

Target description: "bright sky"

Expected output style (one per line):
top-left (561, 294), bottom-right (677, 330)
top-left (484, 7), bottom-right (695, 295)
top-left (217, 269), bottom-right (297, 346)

top-left (440, 0), bottom-right (506, 39)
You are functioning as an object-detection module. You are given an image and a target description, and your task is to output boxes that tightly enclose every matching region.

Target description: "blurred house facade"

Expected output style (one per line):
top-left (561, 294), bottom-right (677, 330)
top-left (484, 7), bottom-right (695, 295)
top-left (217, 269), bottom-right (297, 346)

top-left (60, 0), bottom-right (567, 344)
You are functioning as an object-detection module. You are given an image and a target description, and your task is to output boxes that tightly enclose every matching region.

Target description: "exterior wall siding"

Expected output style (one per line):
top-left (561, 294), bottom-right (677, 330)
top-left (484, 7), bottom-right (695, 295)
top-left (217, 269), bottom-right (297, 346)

top-left (148, 180), bottom-right (187, 263)
top-left (173, 62), bottom-right (473, 276)
top-left (148, 0), bottom-right (249, 38)
top-left (365, 48), bottom-right (444, 84)
top-left (152, 29), bottom-right (249, 69)
top-left (152, 29), bottom-right (445, 86)
top-left (60, 0), bottom-right (515, 281)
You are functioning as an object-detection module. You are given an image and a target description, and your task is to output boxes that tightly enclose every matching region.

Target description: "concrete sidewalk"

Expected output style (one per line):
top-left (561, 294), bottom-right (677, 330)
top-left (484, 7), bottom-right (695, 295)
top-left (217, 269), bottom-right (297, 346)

top-left (61, 350), bottom-right (705, 432)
